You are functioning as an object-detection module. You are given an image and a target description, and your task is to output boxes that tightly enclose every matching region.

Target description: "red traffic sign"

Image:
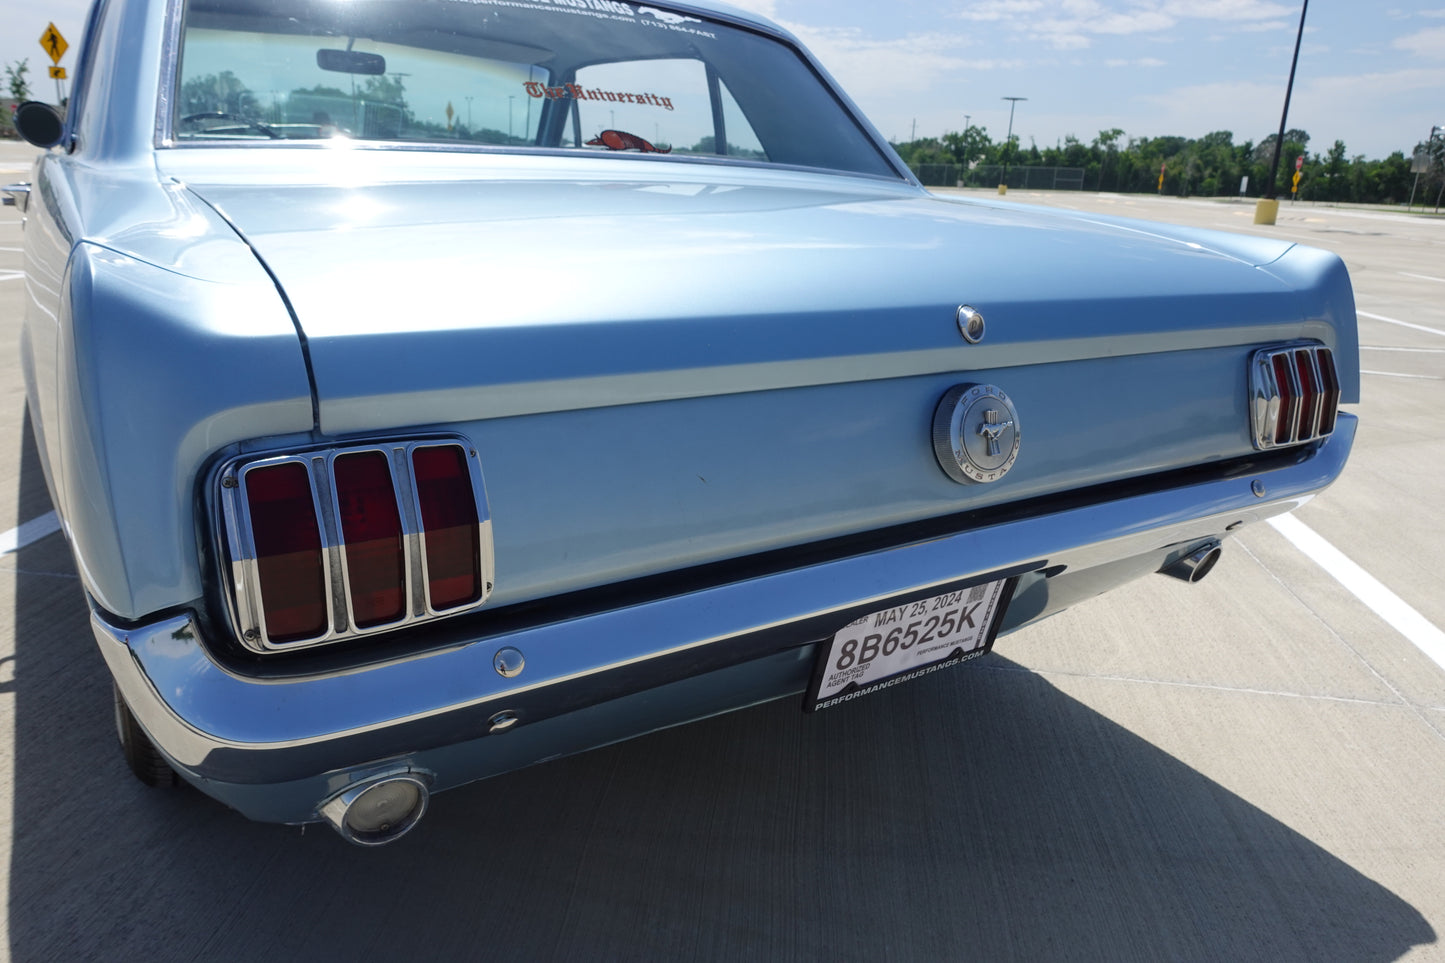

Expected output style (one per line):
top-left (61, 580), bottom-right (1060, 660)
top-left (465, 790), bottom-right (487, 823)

top-left (1295, 155), bottom-right (1304, 171)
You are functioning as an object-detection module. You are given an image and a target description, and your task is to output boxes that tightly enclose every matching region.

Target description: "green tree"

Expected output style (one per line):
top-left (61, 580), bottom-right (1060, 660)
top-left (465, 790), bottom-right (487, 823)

top-left (291, 84), bottom-right (349, 98)
top-left (1320, 140), bottom-right (1348, 201)
top-left (4, 59), bottom-right (30, 101)
top-left (1375, 151), bottom-right (1412, 204)
top-left (362, 73), bottom-right (407, 108)
top-left (941, 125), bottom-right (990, 167)
top-left (1411, 134), bottom-right (1445, 208)
top-left (1093, 128), bottom-right (1125, 191)
top-left (179, 71), bottom-right (261, 120)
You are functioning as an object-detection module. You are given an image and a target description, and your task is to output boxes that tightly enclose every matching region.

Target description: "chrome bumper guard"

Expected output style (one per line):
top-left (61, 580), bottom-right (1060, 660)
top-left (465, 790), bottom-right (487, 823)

top-left (95, 415), bottom-right (1356, 793)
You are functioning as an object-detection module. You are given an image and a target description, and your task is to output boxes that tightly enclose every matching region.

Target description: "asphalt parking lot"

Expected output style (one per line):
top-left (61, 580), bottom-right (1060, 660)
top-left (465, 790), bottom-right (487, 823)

top-left (2, 142), bottom-right (1444, 960)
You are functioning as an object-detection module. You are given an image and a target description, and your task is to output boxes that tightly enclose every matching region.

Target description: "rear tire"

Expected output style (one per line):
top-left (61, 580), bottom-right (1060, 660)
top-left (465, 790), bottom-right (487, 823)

top-left (113, 684), bottom-right (181, 788)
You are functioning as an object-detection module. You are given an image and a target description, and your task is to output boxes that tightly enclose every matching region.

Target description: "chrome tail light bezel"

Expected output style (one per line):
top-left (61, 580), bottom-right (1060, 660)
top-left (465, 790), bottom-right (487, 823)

top-left (1249, 342), bottom-right (1341, 451)
top-left (218, 437), bottom-right (494, 654)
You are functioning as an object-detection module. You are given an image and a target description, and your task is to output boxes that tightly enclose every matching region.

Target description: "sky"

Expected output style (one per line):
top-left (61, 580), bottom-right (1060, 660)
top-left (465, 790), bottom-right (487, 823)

top-left (4, 0), bottom-right (1443, 160)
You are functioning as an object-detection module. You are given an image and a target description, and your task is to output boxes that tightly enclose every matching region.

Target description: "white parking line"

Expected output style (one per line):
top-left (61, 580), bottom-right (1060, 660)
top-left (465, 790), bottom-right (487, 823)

top-left (0, 511), bottom-right (61, 555)
top-left (0, 270), bottom-right (23, 283)
top-left (1361, 369), bottom-right (1445, 380)
top-left (1269, 514), bottom-right (1445, 673)
top-left (1400, 272), bottom-right (1445, 284)
top-left (1359, 310), bottom-right (1445, 338)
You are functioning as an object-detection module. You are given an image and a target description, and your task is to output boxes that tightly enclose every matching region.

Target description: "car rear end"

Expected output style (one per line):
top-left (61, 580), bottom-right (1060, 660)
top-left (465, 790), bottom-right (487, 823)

top-left (64, 0), bottom-right (1356, 844)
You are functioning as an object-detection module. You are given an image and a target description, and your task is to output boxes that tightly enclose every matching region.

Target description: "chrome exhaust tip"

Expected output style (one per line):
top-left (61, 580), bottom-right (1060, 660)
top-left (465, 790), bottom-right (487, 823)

top-left (320, 772), bottom-right (430, 846)
top-left (1161, 541), bottom-right (1223, 584)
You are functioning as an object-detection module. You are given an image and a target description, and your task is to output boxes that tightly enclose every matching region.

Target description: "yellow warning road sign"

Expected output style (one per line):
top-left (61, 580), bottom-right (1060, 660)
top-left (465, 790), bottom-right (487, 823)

top-left (49, 66), bottom-right (67, 79)
top-left (40, 23), bottom-right (69, 65)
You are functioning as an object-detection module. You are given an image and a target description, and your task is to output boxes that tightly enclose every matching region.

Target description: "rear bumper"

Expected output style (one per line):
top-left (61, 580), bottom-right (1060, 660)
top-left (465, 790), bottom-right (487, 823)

top-left (95, 415), bottom-right (1356, 823)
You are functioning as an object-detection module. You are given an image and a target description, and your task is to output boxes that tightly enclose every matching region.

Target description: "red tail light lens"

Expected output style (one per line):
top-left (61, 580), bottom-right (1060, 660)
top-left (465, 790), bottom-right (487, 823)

top-left (1272, 353), bottom-right (1297, 445)
top-left (244, 462), bottom-right (328, 644)
top-left (334, 451), bottom-right (406, 629)
top-left (1316, 348), bottom-right (1339, 435)
top-left (412, 445), bottom-right (483, 611)
top-left (1294, 350), bottom-right (1320, 439)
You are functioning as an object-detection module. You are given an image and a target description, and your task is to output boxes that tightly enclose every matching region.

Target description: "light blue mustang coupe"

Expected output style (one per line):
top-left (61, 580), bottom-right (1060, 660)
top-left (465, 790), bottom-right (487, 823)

top-left (5, 0), bottom-right (1357, 844)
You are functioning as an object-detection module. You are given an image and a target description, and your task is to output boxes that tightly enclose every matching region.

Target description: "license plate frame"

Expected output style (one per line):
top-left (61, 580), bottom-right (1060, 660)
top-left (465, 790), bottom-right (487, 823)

top-left (804, 575), bottom-right (1018, 712)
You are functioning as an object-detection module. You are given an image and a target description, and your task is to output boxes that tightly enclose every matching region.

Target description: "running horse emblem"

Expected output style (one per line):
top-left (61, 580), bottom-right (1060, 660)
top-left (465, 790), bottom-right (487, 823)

top-left (977, 409), bottom-right (1014, 457)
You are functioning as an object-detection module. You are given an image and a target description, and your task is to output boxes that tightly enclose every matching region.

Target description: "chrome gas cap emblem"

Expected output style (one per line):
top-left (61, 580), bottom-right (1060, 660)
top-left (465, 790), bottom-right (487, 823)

top-left (932, 384), bottom-right (1021, 484)
top-left (956, 305), bottom-right (985, 344)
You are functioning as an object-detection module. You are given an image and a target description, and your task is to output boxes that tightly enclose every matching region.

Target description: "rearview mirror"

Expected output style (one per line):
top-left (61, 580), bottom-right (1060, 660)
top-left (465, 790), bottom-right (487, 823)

top-left (317, 49), bottom-right (387, 75)
top-left (14, 101), bottom-right (65, 149)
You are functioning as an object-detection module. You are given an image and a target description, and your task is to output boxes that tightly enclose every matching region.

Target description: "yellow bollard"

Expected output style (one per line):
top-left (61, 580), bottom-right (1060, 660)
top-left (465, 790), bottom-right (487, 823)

top-left (997, 184), bottom-right (1008, 195)
top-left (1253, 198), bottom-right (1279, 225)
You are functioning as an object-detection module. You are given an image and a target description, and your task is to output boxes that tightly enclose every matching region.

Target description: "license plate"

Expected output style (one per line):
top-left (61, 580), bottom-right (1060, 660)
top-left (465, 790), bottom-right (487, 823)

top-left (805, 577), bottom-right (1016, 712)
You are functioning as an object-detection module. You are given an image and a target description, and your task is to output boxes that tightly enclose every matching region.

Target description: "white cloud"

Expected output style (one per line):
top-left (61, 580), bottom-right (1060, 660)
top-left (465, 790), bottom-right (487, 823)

top-left (989, 2), bottom-right (1178, 50)
top-left (779, 23), bottom-right (997, 100)
top-left (1105, 57), bottom-right (1167, 67)
top-left (953, 0), bottom-right (1289, 51)
top-left (1394, 25), bottom-right (1445, 57)
top-left (1236, 19), bottom-right (1291, 32)
top-left (1039, 31), bottom-right (1095, 49)
top-left (954, 0), bottom-right (1046, 22)
top-left (951, 0), bottom-right (1299, 50)
top-left (1161, 0), bottom-right (1295, 20)
top-left (715, 0), bottom-right (779, 18)
top-left (1039, 8), bottom-right (1175, 36)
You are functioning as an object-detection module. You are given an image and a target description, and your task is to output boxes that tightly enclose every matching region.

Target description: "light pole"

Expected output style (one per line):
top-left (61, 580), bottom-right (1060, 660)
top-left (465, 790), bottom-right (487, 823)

top-left (1255, 0), bottom-right (1308, 225)
top-left (999, 97), bottom-right (1025, 194)
top-left (464, 95), bottom-right (473, 132)
top-left (507, 95), bottom-right (515, 141)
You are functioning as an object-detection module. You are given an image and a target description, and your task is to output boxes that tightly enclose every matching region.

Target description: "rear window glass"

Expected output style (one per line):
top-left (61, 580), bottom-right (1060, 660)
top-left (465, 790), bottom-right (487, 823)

top-left (173, 0), bottom-right (898, 178)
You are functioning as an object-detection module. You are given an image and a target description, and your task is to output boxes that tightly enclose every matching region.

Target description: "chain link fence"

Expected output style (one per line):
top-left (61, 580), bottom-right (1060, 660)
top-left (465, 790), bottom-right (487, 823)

top-left (913, 163), bottom-right (1087, 191)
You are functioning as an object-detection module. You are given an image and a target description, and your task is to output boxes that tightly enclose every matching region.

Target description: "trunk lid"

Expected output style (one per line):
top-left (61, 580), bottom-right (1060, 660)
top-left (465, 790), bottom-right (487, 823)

top-left (172, 155), bottom-right (1336, 605)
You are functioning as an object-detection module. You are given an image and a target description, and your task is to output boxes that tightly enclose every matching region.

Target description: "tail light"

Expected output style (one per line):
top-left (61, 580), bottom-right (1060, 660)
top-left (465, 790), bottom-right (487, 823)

top-left (243, 462), bottom-right (329, 643)
top-left (1249, 344), bottom-right (1341, 451)
top-left (334, 451), bottom-right (408, 629)
top-left (220, 439), bottom-right (494, 653)
top-left (412, 446), bottom-right (484, 612)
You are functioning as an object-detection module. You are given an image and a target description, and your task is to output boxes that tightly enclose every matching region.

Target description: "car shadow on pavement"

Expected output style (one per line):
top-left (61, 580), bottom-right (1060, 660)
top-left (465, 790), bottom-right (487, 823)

top-left (5, 417), bottom-right (1435, 961)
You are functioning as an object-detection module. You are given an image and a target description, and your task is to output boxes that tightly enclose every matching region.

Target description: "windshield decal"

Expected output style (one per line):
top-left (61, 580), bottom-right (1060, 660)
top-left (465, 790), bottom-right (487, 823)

top-left (525, 81), bottom-right (673, 111)
top-left (586, 129), bottom-right (671, 152)
top-left (449, 0), bottom-right (718, 39)
top-left (638, 7), bottom-right (699, 25)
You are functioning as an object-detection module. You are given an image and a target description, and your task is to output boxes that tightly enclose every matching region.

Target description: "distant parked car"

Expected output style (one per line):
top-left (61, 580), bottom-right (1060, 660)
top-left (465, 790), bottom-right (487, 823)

top-left (3, 0), bottom-right (1357, 845)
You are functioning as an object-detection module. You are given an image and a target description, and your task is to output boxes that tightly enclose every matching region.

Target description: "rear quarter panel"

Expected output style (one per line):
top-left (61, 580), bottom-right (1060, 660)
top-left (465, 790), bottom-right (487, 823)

top-left (22, 159), bottom-right (314, 619)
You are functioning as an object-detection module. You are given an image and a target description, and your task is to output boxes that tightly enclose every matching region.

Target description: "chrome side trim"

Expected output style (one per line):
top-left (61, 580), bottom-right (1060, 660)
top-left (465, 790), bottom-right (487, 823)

top-left (101, 415), bottom-right (1355, 777)
top-left (218, 437), bottom-right (493, 652)
top-left (1, 183), bottom-right (30, 210)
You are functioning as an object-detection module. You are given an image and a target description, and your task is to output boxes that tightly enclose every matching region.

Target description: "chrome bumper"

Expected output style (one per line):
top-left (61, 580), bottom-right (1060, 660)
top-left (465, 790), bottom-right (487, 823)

top-left (95, 415), bottom-right (1355, 820)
